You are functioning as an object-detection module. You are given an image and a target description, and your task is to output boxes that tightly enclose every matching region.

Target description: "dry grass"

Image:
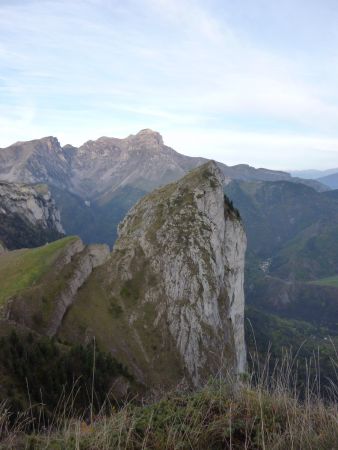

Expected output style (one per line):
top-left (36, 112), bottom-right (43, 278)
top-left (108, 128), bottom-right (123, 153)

top-left (1, 345), bottom-right (337, 450)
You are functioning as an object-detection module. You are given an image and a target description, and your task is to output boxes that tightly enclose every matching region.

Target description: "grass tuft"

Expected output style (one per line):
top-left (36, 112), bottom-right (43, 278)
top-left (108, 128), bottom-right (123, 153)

top-left (1, 347), bottom-right (337, 449)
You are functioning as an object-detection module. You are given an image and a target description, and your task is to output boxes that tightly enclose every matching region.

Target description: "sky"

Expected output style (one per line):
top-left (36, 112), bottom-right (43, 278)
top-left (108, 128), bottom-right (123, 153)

top-left (1, 0), bottom-right (338, 170)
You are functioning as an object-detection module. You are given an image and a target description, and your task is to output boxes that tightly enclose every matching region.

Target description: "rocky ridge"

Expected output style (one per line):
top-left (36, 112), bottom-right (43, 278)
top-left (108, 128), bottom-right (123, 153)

top-left (0, 130), bottom-right (325, 203)
top-left (0, 129), bottom-right (325, 247)
top-left (1, 237), bottom-right (110, 337)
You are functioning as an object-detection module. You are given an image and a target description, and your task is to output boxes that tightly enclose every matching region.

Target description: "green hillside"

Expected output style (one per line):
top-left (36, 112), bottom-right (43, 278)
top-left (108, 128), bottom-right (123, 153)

top-left (0, 236), bottom-right (78, 306)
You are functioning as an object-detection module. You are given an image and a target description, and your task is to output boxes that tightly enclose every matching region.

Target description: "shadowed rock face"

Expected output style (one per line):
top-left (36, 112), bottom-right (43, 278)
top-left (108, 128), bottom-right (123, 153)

top-left (60, 161), bottom-right (247, 389)
top-left (0, 181), bottom-right (64, 249)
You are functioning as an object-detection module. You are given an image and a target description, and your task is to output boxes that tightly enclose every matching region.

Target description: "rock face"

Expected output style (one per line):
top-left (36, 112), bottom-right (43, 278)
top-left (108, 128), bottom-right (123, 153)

top-left (115, 160), bottom-right (246, 384)
top-left (60, 161), bottom-right (247, 388)
top-left (0, 181), bottom-right (64, 249)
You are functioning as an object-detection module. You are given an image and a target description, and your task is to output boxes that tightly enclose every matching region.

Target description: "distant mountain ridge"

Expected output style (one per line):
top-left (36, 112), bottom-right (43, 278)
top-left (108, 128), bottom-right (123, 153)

top-left (317, 172), bottom-right (338, 189)
top-left (0, 129), bottom-right (326, 201)
top-left (290, 167), bottom-right (338, 189)
top-left (0, 129), bottom-right (328, 245)
top-left (290, 168), bottom-right (338, 179)
top-left (225, 179), bottom-right (338, 332)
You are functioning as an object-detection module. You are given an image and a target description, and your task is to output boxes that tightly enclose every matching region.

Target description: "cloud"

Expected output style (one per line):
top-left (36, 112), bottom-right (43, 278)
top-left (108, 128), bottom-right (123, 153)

top-left (164, 128), bottom-right (338, 170)
top-left (0, 0), bottom-right (338, 169)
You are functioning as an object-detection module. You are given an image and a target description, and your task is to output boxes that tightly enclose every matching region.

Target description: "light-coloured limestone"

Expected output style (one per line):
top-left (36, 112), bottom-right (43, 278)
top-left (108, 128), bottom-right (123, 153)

top-left (114, 161), bottom-right (247, 385)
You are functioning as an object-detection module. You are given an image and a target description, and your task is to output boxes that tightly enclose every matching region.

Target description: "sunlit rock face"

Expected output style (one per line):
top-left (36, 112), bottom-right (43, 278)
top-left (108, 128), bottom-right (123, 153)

top-left (108, 160), bottom-right (247, 387)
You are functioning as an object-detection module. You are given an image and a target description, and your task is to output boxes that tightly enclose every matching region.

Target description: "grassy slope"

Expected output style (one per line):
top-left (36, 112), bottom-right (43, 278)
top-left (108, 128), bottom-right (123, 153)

top-left (0, 236), bottom-right (78, 306)
top-left (59, 253), bottom-right (185, 389)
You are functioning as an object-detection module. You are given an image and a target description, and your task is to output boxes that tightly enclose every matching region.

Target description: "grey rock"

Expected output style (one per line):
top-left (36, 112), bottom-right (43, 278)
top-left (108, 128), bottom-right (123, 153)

top-left (0, 181), bottom-right (64, 249)
top-left (111, 161), bottom-right (247, 386)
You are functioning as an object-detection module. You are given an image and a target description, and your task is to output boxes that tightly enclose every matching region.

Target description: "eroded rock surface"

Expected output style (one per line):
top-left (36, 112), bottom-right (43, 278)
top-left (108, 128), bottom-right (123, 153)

top-left (61, 161), bottom-right (247, 388)
top-left (0, 181), bottom-right (64, 249)
top-left (115, 161), bottom-right (247, 384)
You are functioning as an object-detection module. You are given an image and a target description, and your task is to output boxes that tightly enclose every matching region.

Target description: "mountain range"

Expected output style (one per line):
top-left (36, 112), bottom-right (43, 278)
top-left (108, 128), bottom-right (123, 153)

top-left (290, 167), bottom-right (338, 189)
top-left (0, 129), bottom-right (326, 245)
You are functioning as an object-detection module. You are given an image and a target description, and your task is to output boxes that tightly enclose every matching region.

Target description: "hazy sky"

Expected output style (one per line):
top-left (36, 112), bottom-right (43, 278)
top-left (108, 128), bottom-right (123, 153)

top-left (1, 0), bottom-right (338, 169)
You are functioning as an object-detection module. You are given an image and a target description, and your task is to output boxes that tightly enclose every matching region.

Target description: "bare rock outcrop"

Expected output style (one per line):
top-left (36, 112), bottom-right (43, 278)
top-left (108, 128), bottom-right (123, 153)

top-left (0, 181), bottom-right (64, 249)
top-left (114, 161), bottom-right (247, 385)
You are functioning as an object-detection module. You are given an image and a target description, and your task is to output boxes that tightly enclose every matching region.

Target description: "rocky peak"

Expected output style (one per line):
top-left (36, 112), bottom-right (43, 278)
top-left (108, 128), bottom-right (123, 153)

top-left (69, 161), bottom-right (247, 388)
top-left (128, 128), bottom-right (164, 148)
top-left (40, 136), bottom-right (62, 152)
top-left (9, 136), bottom-right (62, 155)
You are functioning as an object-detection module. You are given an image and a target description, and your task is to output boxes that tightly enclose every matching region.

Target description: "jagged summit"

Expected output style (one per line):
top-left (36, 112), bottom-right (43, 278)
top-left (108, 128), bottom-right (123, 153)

top-left (130, 128), bottom-right (164, 146)
top-left (0, 129), bottom-right (326, 203)
top-left (1, 136), bottom-right (62, 159)
top-left (0, 129), bottom-right (326, 245)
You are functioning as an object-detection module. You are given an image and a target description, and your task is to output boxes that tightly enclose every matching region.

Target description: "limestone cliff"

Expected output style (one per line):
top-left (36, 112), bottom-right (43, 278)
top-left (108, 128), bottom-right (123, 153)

top-left (60, 161), bottom-right (247, 388)
top-left (0, 181), bottom-right (64, 249)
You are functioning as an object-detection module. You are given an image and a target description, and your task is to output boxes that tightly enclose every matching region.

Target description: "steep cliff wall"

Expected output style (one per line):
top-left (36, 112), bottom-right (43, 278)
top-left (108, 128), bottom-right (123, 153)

top-left (60, 161), bottom-right (247, 388)
top-left (0, 181), bottom-right (64, 249)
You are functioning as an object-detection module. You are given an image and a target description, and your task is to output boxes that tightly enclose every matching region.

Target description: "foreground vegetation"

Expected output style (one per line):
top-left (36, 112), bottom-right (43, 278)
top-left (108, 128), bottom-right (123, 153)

top-left (0, 332), bottom-right (132, 420)
top-left (1, 347), bottom-right (337, 450)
